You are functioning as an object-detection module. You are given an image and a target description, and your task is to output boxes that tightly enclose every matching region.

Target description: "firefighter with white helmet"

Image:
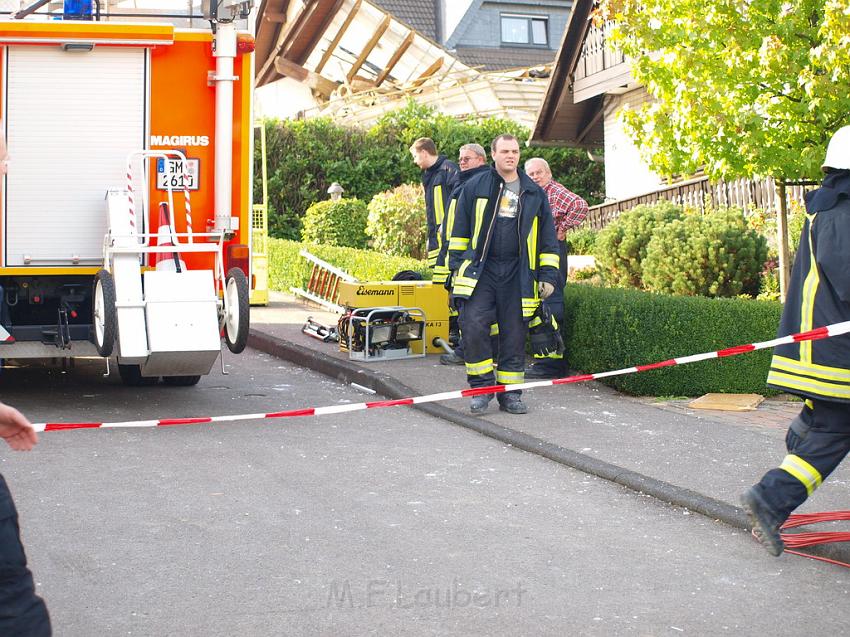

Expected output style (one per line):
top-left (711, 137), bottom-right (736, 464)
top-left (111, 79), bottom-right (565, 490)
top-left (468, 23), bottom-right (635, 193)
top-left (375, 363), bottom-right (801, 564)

top-left (741, 125), bottom-right (850, 556)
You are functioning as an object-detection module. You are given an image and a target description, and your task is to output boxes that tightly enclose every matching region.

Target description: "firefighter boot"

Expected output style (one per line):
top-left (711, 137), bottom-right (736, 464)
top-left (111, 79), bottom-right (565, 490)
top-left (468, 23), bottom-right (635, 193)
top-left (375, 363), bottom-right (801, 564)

top-left (440, 352), bottom-right (464, 365)
top-left (470, 394), bottom-right (493, 414)
top-left (498, 392), bottom-right (528, 415)
top-left (525, 360), bottom-right (567, 379)
top-left (740, 487), bottom-right (784, 556)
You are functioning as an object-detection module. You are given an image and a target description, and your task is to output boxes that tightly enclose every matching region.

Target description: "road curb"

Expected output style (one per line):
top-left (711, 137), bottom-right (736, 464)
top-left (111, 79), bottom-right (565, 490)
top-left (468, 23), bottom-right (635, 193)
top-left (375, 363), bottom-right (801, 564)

top-left (249, 328), bottom-right (850, 565)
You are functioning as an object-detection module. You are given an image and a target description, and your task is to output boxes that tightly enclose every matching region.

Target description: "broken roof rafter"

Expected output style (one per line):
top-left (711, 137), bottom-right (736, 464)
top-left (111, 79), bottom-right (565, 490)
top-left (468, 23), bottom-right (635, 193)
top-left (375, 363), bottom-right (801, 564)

top-left (375, 30), bottom-right (413, 86)
top-left (346, 14), bottom-right (391, 82)
top-left (314, 0), bottom-right (361, 74)
top-left (256, 0), bottom-right (477, 93)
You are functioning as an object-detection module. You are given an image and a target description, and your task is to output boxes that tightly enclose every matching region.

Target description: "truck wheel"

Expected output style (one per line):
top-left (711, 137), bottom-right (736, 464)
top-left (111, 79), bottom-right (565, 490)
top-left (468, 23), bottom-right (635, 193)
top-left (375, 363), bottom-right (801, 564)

top-left (163, 375), bottom-right (201, 386)
top-left (118, 363), bottom-right (158, 386)
top-left (223, 267), bottom-right (249, 354)
top-left (93, 270), bottom-right (117, 357)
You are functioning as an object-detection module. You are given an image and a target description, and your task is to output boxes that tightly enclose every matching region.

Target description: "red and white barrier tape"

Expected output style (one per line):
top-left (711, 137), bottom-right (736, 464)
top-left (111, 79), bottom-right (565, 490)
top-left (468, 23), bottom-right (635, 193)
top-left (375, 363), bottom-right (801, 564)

top-left (32, 321), bottom-right (850, 433)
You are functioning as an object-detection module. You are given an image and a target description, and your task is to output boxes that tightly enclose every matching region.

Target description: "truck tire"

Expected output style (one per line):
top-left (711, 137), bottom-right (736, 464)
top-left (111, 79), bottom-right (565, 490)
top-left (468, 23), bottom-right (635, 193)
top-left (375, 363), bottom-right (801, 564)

top-left (223, 267), bottom-right (249, 354)
top-left (93, 270), bottom-right (117, 357)
top-left (162, 375), bottom-right (201, 386)
top-left (117, 363), bottom-right (158, 386)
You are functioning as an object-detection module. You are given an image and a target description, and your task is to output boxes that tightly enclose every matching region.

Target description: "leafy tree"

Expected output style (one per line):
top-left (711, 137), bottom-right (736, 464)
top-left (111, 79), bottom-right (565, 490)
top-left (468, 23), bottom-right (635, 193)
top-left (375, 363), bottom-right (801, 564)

top-left (607, 0), bottom-right (850, 180)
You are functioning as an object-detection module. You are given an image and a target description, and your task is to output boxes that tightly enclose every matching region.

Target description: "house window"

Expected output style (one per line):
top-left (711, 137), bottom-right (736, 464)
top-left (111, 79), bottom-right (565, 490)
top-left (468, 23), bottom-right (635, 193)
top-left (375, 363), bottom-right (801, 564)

top-left (501, 14), bottom-right (548, 46)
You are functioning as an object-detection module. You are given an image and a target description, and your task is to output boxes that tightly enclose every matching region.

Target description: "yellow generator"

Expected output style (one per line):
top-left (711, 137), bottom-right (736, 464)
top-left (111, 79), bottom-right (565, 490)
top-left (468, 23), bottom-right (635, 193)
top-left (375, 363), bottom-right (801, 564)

top-left (336, 280), bottom-right (449, 356)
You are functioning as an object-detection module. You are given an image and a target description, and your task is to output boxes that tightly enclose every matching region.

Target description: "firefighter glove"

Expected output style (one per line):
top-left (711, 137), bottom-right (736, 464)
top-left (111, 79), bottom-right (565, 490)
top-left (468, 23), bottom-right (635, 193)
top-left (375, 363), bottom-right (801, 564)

top-left (528, 303), bottom-right (564, 357)
top-left (444, 270), bottom-right (455, 292)
top-left (538, 281), bottom-right (555, 299)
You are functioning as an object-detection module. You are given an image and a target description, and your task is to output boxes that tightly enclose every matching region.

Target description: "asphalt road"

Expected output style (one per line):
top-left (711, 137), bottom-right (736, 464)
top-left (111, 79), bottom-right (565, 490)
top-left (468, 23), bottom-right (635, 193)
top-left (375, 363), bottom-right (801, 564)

top-left (1, 351), bottom-right (848, 636)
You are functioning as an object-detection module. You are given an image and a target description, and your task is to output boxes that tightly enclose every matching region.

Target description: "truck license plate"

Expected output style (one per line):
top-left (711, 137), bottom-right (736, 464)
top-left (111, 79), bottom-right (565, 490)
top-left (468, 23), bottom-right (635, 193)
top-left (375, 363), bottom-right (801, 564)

top-left (156, 158), bottom-right (200, 191)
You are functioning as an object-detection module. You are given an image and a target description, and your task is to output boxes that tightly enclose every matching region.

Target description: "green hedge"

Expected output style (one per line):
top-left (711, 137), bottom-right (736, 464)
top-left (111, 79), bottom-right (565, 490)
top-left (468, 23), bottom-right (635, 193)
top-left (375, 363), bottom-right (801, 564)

top-left (269, 238), bottom-right (430, 292)
top-left (562, 284), bottom-right (783, 396)
top-left (256, 101), bottom-right (604, 240)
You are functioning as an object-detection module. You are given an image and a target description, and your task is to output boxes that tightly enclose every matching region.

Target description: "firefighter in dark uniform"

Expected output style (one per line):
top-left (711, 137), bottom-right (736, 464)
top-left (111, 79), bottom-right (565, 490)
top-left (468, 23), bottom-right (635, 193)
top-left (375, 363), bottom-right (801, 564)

top-left (409, 137), bottom-right (459, 271)
top-left (448, 134), bottom-right (560, 415)
top-left (741, 126), bottom-right (850, 556)
top-left (0, 402), bottom-right (52, 636)
top-left (436, 143), bottom-right (491, 365)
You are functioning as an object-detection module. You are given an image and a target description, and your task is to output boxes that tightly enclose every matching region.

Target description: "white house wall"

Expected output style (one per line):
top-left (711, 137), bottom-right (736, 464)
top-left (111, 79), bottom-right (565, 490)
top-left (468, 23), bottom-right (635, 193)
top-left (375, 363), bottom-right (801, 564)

top-left (255, 77), bottom-right (318, 120)
top-left (604, 86), bottom-right (662, 201)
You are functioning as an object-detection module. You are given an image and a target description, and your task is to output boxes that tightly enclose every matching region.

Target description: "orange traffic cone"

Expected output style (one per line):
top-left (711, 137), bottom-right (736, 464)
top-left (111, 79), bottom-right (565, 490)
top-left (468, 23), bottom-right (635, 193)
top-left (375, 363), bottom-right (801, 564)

top-left (153, 202), bottom-right (185, 272)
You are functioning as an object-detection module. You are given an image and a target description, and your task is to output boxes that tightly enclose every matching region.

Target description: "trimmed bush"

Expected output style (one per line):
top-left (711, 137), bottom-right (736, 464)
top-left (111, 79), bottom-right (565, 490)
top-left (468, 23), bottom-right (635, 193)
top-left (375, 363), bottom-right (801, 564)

top-left (301, 198), bottom-right (369, 248)
top-left (366, 184), bottom-right (427, 259)
top-left (564, 227), bottom-right (598, 255)
top-left (642, 209), bottom-right (768, 297)
top-left (595, 201), bottom-right (684, 287)
top-left (268, 239), bottom-right (430, 293)
top-left (562, 284), bottom-right (782, 396)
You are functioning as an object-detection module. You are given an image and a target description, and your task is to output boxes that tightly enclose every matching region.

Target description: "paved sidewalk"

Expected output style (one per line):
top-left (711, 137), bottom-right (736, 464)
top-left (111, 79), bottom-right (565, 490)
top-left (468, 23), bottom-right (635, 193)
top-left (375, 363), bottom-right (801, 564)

top-left (249, 292), bottom-right (850, 564)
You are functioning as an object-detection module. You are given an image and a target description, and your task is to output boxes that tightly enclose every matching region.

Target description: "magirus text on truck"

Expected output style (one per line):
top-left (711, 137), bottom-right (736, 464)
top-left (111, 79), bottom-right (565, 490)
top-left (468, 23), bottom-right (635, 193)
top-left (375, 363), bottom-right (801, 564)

top-left (0, 1), bottom-right (255, 386)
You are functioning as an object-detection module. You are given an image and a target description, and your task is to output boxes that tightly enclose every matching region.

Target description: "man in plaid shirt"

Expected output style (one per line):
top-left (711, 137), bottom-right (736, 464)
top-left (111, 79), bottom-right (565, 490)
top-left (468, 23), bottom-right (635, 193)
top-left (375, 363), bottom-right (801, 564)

top-left (524, 158), bottom-right (588, 379)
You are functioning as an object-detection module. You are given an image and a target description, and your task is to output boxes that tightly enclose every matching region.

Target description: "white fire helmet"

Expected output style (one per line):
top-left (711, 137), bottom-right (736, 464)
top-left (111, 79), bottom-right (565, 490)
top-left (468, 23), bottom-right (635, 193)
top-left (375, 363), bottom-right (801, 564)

top-left (822, 125), bottom-right (850, 171)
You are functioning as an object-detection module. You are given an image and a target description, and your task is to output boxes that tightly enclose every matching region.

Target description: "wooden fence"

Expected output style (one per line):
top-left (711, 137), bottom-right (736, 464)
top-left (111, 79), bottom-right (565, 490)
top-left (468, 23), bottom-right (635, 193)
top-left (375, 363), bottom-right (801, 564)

top-left (586, 175), bottom-right (817, 230)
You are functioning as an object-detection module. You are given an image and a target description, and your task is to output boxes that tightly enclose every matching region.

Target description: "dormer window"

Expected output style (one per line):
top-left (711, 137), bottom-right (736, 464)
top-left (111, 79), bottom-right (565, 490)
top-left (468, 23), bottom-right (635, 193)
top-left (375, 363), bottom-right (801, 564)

top-left (501, 14), bottom-right (549, 47)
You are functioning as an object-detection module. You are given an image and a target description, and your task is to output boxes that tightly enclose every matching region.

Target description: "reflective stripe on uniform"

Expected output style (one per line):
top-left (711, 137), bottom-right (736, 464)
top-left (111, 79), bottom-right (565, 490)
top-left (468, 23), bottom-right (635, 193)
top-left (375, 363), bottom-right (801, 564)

top-left (490, 323), bottom-right (499, 336)
top-left (539, 252), bottom-right (560, 268)
top-left (466, 358), bottom-right (494, 376)
top-left (771, 355), bottom-right (850, 383)
top-left (472, 198), bottom-right (487, 249)
top-left (432, 265), bottom-right (449, 284)
top-left (434, 185), bottom-right (445, 227)
top-left (444, 199), bottom-right (457, 249)
top-left (800, 213), bottom-right (819, 364)
top-left (779, 454), bottom-right (823, 496)
top-left (767, 370), bottom-right (850, 400)
top-left (449, 237), bottom-right (470, 251)
top-left (496, 369), bottom-right (524, 384)
top-left (526, 217), bottom-right (538, 269)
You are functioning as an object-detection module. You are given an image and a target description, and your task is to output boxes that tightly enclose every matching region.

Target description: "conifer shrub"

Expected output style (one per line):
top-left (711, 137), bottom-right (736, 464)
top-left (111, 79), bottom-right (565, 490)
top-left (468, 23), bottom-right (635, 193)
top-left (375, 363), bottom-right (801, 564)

top-left (642, 209), bottom-right (768, 297)
top-left (595, 201), bottom-right (683, 287)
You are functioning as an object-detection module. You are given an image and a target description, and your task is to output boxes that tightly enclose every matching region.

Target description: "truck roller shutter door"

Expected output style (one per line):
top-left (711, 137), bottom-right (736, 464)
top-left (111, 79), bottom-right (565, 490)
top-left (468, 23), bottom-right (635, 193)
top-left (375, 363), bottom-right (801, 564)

top-left (4, 45), bottom-right (147, 267)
